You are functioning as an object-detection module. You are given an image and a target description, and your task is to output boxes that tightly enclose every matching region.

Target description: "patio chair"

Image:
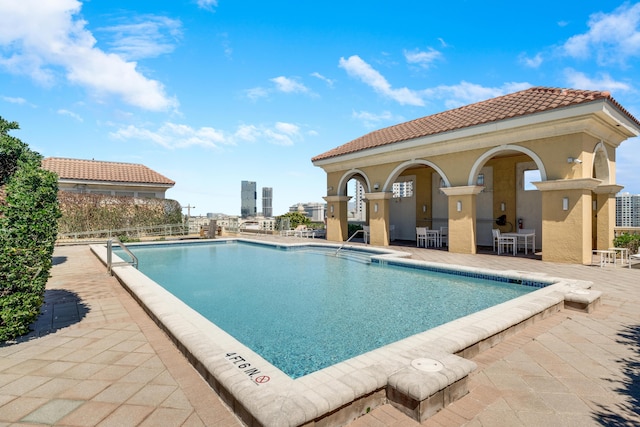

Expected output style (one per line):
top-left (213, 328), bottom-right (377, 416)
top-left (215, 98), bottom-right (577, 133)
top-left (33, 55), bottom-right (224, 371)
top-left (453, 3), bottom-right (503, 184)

top-left (440, 226), bottom-right (448, 247)
top-left (416, 227), bottom-right (428, 247)
top-left (630, 248), bottom-right (640, 267)
top-left (492, 229), bottom-right (516, 256)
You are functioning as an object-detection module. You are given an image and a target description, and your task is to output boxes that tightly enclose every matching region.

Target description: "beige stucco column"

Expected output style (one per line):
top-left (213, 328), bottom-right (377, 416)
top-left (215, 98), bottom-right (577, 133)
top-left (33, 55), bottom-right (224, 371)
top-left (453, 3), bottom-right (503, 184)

top-left (364, 192), bottom-right (392, 246)
top-left (323, 195), bottom-right (351, 242)
top-left (441, 186), bottom-right (484, 254)
top-left (593, 184), bottom-right (624, 250)
top-left (534, 178), bottom-right (601, 264)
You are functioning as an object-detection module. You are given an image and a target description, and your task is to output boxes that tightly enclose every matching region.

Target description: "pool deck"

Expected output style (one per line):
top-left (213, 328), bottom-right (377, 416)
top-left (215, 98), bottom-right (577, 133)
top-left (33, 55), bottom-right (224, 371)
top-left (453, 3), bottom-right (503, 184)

top-left (1, 236), bottom-right (639, 426)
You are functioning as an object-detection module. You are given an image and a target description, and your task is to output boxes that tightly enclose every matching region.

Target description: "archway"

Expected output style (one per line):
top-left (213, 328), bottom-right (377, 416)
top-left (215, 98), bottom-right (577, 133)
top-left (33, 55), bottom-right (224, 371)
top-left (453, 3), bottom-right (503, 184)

top-left (469, 145), bottom-right (546, 249)
top-left (382, 160), bottom-right (451, 242)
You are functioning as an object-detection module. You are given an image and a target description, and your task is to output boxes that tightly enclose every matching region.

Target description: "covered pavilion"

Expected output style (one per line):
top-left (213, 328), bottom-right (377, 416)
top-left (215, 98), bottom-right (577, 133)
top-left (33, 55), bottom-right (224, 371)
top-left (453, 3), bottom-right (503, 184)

top-left (312, 87), bottom-right (640, 264)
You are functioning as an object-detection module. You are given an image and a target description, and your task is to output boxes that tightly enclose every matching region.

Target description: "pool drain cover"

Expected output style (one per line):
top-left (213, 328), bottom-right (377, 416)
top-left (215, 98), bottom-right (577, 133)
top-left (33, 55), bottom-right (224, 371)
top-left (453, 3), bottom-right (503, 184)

top-left (411, 358), bottom-right (444, 372)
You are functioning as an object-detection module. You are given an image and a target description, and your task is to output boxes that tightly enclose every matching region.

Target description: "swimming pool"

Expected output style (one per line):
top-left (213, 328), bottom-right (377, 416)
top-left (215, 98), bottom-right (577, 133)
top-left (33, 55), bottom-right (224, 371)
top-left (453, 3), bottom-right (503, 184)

top-left (95, 238), bottom-right (595, 426)
top-left (120, 241), bottom-right (534, 378)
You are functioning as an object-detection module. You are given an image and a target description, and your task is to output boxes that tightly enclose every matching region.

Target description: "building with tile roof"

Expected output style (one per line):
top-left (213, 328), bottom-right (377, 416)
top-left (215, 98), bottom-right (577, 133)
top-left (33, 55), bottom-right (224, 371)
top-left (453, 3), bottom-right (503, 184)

top-left (312, 87), bottom-right (640, 264)
top-left (42, 157), bottom-right (175, 199)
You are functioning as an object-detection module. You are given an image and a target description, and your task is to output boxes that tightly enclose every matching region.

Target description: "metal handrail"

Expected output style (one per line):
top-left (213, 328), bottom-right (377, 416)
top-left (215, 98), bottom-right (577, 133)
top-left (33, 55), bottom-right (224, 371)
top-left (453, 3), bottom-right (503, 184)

top-left (107, 238), bottom-right (138, 274)
top-left (335, 229), bottom-right (366, 255)
top-left (58, 223), bottom-right (188, 241)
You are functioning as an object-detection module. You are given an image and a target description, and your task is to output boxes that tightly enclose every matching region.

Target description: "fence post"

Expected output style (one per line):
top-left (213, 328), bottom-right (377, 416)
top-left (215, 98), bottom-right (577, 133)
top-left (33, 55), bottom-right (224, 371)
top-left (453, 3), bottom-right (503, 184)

top-left (107, 239), bottom-right (113, 275)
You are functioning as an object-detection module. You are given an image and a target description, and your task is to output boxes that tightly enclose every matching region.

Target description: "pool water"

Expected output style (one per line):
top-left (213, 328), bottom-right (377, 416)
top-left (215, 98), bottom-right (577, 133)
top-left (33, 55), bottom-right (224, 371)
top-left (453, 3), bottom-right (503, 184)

top-left (120, 242), bottom-right (534, 378)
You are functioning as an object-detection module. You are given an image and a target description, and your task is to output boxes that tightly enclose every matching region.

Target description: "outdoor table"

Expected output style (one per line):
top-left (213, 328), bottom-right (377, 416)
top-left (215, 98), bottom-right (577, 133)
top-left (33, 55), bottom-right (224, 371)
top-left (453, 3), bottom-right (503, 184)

top-left (608, 247), bottom-right (630, 268)
top-left (424, 229), bottom-right (441, 247)
top-left (502, 231), bottom-right (535, 254)
top-left (592, 249), bottom-right (617, 267)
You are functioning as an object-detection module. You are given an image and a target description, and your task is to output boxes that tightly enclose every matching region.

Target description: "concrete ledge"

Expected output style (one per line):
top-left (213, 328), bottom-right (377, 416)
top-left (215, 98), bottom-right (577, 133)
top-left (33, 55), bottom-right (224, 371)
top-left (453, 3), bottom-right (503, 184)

top-left (387, 354), bottom-right (476, 422)
top-left (564, 289), bottom-right (602, 313)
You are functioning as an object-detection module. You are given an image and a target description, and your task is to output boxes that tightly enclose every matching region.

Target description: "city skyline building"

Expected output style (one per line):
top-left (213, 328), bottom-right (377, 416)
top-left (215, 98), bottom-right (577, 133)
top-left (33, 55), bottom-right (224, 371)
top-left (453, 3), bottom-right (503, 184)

top-left (353, 180), bottom-right (366, 221)
top-left (616, 192), bottom-right (640, 227)
top-left (262, 187), bottom-right (273, 218)
top-left (288, 202), bottom-right (326, 222)
top-left (240, 180), bottom-right (256, 218)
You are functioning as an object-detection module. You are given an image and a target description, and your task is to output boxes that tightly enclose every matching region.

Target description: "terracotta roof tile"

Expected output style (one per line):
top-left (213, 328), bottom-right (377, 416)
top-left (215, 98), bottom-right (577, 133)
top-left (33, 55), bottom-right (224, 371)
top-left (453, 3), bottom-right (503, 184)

top-left (312, 87), bottom-right (640, 162)
top-left (41, 158), bottom-right (175, 186)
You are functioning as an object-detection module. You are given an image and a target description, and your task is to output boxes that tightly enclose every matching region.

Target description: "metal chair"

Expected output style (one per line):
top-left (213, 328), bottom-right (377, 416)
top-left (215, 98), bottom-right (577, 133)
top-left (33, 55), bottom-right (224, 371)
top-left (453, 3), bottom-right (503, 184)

top-left (492, 229), bottom-right (516, 256)
top-left (440, 226), bottom-right (448, 247)
top-left (416, 227), bottom-right (427, 247)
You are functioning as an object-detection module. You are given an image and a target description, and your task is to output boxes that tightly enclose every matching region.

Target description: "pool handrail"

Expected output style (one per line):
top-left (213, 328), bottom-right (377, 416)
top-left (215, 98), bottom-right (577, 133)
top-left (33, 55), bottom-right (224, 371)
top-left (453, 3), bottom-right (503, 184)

top-left (107, 238), bottom-right (139, 274)
top-left (335, 229), bottom-right (366, 255)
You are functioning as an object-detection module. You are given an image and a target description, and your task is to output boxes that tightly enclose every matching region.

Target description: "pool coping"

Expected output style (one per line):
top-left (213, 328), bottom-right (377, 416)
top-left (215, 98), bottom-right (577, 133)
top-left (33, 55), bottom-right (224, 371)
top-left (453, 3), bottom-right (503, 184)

top-left (91, 239), bottom-right (597, 426)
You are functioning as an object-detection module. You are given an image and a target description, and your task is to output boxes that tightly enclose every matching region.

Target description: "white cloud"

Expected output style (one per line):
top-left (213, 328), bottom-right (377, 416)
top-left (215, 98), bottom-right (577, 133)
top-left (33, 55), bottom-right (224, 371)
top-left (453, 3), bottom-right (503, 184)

top-left (111, 122), bottom-right (227, 149)
top-left (0, 0), bottom-right (177, 111)
top-left (274, 122), bottom-right (300, 135)
top-left (352, 110), bottom-right (400, 128)
top-left (562, 3), bottom-right (640, 66)
top-left (270, 76), bottom-right (309, 94)
top-left (236, 121), bottom-right (302, 146)
top-left (2, 96), bottom-right (27, 104)
top-left (112, 121), bottom-right (304, 149)
top-left (245, 86), bottom-right (269, 101)
top-left (404, 47), bottom-right (442, 69)
top-left (310, 72), bottom-right (335, 88)
top-left (234, 124), bottom-right (260, 142)
top-left (219, 32), bottom-right (233, 59)
top-left (57, 109), bottom-right (82, 122)
top-left (246, 76), bottom-right (316, 101)
top-left (519, 52), bottom-right (543, 68)
top-left (338, 55), bottom-right (424, 106)
top-left (424, 81), bottom-right (532, 109)
top-left (99, 16), bottom-right (182, 60)
top-left (563, 68), bottom-right (632, 92)
top-left (197, 0), bottom-right (218, 12)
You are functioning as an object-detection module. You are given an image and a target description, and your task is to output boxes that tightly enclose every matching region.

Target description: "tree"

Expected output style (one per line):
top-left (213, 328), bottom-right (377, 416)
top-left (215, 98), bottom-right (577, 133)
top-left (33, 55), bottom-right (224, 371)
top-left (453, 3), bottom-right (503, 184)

top-left (0, 116), bottom-right (61, 341)
top-left (276, 211), bottom-right (311, 230)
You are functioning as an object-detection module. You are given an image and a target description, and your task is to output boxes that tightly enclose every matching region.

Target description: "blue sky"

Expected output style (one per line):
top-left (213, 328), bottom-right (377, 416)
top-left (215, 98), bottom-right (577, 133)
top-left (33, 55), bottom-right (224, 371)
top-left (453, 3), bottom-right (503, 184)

top-left (1, 0), bottom-right (639, 217)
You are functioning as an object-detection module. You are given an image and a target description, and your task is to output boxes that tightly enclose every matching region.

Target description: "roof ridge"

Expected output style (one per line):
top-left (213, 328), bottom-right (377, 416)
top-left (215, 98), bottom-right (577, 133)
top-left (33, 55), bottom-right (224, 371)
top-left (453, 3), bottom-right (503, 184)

top-left (44, 157), bottom-right (145, 166)
top-left (312, 86), bottom-right (636, 162)
top-left (42, 157), bottom-right (175, 186)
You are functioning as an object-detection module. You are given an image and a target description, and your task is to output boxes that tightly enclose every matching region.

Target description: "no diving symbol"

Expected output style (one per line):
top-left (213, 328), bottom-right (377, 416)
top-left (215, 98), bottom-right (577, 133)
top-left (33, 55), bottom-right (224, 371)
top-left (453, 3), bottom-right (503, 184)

top-left (255, 375), bottom-right (270, 384)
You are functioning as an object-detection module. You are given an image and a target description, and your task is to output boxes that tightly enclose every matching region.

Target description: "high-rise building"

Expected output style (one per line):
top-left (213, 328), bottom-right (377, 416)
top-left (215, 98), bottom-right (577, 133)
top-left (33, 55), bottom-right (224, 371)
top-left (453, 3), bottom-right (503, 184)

top-left (241, 180), bottom-right (257, 218)
top-left (262, 187), bottom-right (273, 217)
top-left (392, 180), bottom-right (413, 198)
top-left (353, 181), bottom-right (366, 221)
top-left (616, 192), bottom-right (640, 227)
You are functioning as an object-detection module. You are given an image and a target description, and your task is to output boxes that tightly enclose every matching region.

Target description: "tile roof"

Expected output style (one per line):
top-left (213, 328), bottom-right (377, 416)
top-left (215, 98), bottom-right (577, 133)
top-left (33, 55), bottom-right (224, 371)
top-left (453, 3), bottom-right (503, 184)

top-left (41, 157), bottom-right (175, 186)
top-left (312, 87), bottom-right (640, 162)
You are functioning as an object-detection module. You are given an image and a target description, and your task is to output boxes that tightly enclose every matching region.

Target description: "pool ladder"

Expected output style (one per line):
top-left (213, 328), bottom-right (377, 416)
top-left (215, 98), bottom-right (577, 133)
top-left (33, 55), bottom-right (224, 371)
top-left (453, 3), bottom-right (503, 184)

top-left (107, 238), bottom-right (139, 274)
top-left (335, 229), bottom-right (366, 256)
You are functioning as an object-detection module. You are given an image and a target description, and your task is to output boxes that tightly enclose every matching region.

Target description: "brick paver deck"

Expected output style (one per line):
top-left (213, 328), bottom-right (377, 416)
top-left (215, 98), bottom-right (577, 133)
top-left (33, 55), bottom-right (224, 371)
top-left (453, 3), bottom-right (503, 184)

top-left (0, 244), bottom-right (242, 426)
top-left (1, 238), bottom-right (638, 426)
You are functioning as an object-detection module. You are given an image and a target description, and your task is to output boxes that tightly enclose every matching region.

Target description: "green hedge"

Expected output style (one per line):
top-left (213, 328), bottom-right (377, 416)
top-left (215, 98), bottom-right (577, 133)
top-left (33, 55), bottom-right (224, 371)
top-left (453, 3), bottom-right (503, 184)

top-left (613, 233), bottom-right (640, 256)
top-left (0, 117), bottom-right (60, 341)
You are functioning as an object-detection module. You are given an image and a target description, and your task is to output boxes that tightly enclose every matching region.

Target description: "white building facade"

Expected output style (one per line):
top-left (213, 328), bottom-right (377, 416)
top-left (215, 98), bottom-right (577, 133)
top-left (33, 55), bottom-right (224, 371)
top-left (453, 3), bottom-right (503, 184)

top-left (616, 192), bottom-right (640, 227)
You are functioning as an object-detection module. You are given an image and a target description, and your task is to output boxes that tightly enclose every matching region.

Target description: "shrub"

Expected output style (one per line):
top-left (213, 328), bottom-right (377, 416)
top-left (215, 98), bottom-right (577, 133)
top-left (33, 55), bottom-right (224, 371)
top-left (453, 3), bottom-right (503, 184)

top-left (0, 117), bottom-right (60, 341)
top-left (613, 233), bottom-right (640, 256)
top-left (275, 211), bottom-right (311, 230)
